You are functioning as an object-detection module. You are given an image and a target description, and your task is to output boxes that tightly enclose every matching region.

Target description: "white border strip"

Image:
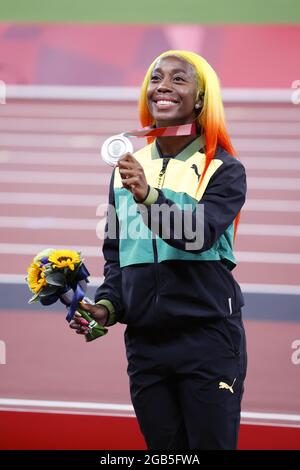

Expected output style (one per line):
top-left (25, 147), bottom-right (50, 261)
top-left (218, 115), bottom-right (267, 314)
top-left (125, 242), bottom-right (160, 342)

top-left (0, 398), bottom-right (133, 412)
top-left (6, 85), bottom-right (293, 104)
top-left (0, 398), bottom-right (299, 426)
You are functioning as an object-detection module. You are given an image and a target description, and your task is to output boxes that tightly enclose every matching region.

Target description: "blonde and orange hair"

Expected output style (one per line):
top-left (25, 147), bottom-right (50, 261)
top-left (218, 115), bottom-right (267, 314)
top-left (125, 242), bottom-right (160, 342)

top-left (138, 50), bottom-right (240, 237)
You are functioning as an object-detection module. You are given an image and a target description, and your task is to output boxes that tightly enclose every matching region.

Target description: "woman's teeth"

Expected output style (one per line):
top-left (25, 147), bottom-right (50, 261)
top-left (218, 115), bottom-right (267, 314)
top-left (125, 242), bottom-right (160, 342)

top-left (156, 100), bottom-right (177, 105)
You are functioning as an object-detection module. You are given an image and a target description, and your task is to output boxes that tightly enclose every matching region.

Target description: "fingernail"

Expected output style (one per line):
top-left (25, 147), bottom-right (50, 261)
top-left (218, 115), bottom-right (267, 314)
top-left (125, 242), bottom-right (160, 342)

top-left (80, 319), bottom-right (89, 326)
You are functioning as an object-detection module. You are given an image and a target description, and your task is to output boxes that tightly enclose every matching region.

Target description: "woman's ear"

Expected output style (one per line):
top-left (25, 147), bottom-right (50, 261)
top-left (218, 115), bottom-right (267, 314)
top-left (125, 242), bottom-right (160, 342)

top-left (195, 94), bottom-right (204, 110)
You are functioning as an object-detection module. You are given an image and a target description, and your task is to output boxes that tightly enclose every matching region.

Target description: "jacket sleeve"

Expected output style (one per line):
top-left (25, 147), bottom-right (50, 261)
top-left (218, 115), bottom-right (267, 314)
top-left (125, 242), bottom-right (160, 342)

top-left (137, 156), bottom-right (247, 253)
top-left (94, 168), bottom-right (124, 325)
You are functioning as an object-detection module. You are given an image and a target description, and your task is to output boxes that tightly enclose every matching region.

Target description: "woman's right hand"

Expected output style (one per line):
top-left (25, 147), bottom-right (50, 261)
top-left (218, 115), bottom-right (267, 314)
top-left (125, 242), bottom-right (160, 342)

top-left (69, 303), bottom-right (108, 335)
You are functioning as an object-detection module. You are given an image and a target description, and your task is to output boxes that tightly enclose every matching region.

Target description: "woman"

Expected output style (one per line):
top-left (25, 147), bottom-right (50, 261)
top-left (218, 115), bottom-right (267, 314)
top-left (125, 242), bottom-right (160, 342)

top-left (70, 50), bottom-right (247, 450)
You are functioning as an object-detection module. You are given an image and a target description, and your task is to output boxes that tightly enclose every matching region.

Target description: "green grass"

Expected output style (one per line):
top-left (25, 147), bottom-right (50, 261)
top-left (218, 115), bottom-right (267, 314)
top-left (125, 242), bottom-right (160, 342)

top-left (0, 0), bottom-right (299, 23)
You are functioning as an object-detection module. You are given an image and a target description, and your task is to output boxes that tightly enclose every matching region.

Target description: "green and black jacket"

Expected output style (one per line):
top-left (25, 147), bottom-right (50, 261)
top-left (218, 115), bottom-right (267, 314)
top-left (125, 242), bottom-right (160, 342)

top-left (95, 137), bottom-right (247, 328)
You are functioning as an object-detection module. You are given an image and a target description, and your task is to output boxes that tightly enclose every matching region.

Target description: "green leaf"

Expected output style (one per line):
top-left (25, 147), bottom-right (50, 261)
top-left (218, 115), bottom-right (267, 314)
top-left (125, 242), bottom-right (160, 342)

top-left (28, 292), bottom-right (40, 304)
top-left (45, 271), bottom-right (66, 287)
top-left (43, 265), bottom-right (53, 275)
top-left (38, 284), bottom-right (59, 298)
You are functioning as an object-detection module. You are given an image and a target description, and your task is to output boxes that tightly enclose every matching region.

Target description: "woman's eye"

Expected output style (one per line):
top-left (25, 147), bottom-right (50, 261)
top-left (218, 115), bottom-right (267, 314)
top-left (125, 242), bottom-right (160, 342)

top-left (173, 76), bottom-right (185, 82)
top-left (150, 75), bottom-right (161, 81)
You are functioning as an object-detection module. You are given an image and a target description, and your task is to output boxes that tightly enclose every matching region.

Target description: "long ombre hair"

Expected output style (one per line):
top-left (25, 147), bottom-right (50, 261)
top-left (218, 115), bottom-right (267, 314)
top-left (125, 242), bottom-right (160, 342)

top-left (138, 50), bottom-right (240, 238)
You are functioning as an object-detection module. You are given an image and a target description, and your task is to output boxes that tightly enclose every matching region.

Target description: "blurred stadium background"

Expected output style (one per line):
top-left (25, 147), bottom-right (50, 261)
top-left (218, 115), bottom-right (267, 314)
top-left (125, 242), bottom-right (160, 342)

top-left (0, 0), bottom-right (300, 450)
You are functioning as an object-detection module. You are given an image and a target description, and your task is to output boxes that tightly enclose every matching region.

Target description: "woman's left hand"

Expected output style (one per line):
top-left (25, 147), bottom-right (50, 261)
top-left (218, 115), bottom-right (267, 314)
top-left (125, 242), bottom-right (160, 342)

top-left (118, 153), bottom-right (149, 202)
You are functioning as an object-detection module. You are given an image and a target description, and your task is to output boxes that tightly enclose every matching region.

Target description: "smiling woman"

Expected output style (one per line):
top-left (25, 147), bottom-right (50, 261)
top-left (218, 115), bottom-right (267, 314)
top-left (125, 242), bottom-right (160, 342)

top-left (70, 50), bottom-right (247, 450)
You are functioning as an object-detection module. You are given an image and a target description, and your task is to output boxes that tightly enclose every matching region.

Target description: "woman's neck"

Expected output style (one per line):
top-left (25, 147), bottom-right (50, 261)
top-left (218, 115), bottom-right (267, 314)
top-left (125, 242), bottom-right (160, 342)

top-left (156, 135), bottom-right (198, 156)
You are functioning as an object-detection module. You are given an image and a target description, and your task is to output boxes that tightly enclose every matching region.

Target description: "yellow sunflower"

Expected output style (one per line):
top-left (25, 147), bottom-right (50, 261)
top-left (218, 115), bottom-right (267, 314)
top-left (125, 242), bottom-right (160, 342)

top-left (27, 262), bottom-right (47, 293)
top-left (48, 249), bottom-right (81, 271)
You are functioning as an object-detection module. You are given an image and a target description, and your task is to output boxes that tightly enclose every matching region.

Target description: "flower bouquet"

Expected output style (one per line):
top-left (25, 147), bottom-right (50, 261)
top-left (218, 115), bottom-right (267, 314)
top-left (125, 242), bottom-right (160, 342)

top-left (26, 248), bottom-right (107, 342)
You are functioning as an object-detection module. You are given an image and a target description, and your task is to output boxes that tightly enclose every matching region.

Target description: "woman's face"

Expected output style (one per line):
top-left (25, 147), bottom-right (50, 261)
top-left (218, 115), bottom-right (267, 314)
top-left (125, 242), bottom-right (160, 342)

top-left (146, 55), bottom-right (199, 127)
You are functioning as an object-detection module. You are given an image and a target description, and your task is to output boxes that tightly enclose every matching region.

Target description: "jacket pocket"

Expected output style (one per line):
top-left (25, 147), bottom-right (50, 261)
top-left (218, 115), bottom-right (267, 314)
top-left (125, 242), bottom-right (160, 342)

top-left (215, 261), bottom-right (244, 314)
top-left (222, 312), bottom-right (244, 356)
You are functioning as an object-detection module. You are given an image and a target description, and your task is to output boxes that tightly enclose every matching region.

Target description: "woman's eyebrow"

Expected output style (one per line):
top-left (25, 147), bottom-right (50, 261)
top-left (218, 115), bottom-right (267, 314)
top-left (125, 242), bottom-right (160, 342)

top-left (152, 67), bottom-right (189, 75)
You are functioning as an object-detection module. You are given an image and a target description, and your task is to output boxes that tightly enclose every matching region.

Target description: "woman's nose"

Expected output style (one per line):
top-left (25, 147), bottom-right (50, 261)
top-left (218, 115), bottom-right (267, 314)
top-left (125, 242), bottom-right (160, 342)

top-left (157, 77), bottom-right (172, 92)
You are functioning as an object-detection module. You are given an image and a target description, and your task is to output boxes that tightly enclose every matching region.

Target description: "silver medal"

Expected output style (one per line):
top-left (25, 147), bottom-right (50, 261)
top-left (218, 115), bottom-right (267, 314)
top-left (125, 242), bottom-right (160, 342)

top-left (101, 134), bottom-right (133, 166)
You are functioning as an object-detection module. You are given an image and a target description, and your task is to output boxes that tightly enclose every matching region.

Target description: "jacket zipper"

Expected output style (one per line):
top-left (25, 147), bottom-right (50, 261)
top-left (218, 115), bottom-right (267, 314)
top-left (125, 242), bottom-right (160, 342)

top-left (153, 158), bottom-right (171, 308)
top-left (157, 157), bottom-right (170, 189)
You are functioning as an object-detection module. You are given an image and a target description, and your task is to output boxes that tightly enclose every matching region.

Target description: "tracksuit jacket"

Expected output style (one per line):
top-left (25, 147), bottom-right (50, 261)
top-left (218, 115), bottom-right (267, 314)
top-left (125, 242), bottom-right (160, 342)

top-left (95, 137), bottom-right (247, 328)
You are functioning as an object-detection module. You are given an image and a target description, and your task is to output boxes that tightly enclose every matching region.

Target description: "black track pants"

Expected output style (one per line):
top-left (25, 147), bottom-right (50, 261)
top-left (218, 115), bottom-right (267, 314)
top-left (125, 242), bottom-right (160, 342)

top-left (125, 312), bottom-right (247, 450)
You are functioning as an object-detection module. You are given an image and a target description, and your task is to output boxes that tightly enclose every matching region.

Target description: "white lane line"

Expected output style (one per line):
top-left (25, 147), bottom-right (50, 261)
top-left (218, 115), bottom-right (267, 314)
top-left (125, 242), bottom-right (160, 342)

top-left (236, 251), bottom-right (300, 264)
top-left (1, 104), bottom-right (298, 122)
top-left (222, 88), bottom-right (293, 103)
top-left (0, 398), bottom-right (299, 425)
top-left (247, 177), bottom-right (300, 190)
top-left (1, 193), bottom-right (300, 212)
top-left (0, 398), bottom-right (133, 412)
top-left (241, 157), bottom-right (300, 170)
top-left (0, 117), bottom-right (138, 133)
top-left (0, 150), bottom-right (101, 166)
top-left (233, 138), bottom-right (300, 152)
top-left (0, 407), bottom-right (136, 419)
top-left (0, 133), bottom-right (104, 149)
top-left (226, 107), bottom-right (300, 122)
top-left (1, 117), bottom-right (299, 136)
top-left (0, 216), bottom-right (105, 230)
top-left (241, 411), bottom-right (300, 424)
top-left (0, 192), bottom-right (106, 206)
top-left (240, 283), bottom-right (300, 295)
top-left (0, 217), bottom-right (299, 237)
top-left (0, 274), bottom-right (104, 285)
top-left (244, 200), bottom-right (300, 212)
top-left (0, 103), bottom-right (137, 120)
top-left (1, 152), bottom-right (300, 171)
top-left (228, 122), bottom-right (300, 136)
top-left (5, 85), bottom-right (293, 103)
top-left (0, 243), bottom-right (101, 256)
top-left (0, 171), bottom-right (299, 190)
top-left (1, 274), bottom-right (300, 295)
top-left (6, 84), bottom-right (140, 101)
top-left (0, 244), bottom-right (300, 264)
top-left (1, 148), bottom-right (300, 173)
top-left (0, 170), bottom-right (110, 185)
top-left (1, 133), bottom-right (300, 153)
top-left (238, 224), bottom-right (300, 236)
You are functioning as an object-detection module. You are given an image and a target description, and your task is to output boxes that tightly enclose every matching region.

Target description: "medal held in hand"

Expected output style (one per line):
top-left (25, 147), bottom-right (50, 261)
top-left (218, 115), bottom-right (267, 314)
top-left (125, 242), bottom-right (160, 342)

top-left (101, 123), bottom-right (197, 166)
top-left (101, 134), bottom-right (133, 166)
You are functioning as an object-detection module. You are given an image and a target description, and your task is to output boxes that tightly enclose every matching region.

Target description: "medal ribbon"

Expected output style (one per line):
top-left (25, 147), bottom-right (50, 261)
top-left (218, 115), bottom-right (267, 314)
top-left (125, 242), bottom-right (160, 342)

top-left (124, 122), bottom-right (196, 138)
